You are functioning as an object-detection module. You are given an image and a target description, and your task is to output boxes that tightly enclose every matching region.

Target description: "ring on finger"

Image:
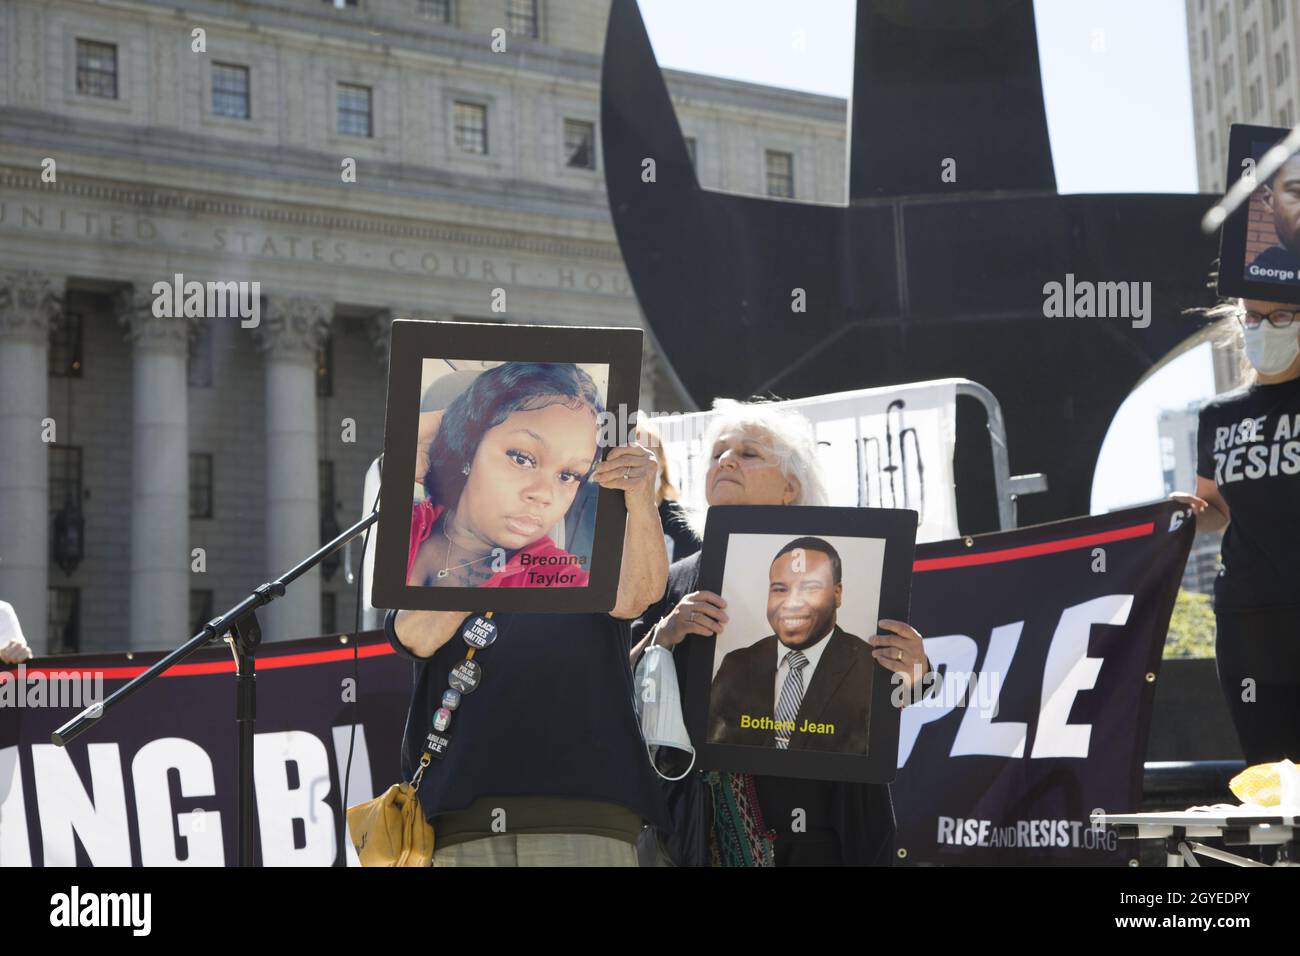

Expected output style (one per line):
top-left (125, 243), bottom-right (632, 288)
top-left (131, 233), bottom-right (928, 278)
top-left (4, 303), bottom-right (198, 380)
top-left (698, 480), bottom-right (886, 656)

top-left (623, 467), bottom-right (631, 480)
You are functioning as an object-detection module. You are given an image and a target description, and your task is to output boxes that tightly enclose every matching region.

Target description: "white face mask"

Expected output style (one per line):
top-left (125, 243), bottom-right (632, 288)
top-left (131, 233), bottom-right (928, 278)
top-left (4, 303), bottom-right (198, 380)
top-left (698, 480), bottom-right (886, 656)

top-left (1244, 321), bottom-right (1300, 375)
top-left (633, 645), bottom-right (696, 781)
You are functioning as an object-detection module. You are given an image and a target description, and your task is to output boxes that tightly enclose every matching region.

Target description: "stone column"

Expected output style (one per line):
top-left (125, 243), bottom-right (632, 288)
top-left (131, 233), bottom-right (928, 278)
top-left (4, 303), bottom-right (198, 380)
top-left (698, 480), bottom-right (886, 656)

top-left (257, 297), bottom-right (331, 642)
top-left (0, 272), bottom-right (63, 652)
top-left (371, 309), bottom-right (453, 369)
top-left (118, 286), bottom-right (194, 650)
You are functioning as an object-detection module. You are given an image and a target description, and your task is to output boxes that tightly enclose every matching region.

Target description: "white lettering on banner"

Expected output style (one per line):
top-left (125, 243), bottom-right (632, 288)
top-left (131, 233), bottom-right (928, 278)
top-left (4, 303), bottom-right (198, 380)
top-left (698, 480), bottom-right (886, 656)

top-left (4, 728), bottom-right (371, 866)
top-left (331, 724), bottom-right (374, 868)
top-left (1031, 594), bottom-right (1130, 758)
top-left (131, 738), bottom-right (223, 866)
top-left (253, 730), bottom-right (336, 867)
top-left (899, 594), bottom-right (1134, 766)
top-left (0, 745), bottom-right (32, 866)
top-left (935, 815), bottom-right (1117, 850)
top-left (951, 622), bottom-right (1027, 758)
top-left (32, 743), bottom-right (132, 866)
top-left (897, 635), bottom-right (977, 765)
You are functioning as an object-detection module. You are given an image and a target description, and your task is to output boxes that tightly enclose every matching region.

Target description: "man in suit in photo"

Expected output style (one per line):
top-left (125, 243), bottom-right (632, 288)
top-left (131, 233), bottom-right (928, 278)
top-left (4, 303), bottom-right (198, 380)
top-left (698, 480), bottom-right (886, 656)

top-left (707, 537), bottom-right (875, 754)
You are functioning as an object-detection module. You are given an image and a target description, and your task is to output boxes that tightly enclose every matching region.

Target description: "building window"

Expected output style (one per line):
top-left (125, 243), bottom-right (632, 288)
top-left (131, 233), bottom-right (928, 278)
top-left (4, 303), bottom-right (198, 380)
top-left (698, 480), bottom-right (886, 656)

top-left (316, 335), bottom-right (333, 397)
top-left (1221, 56), bottom-right (1234, 93)
top-left (1204, 77), bottom-right (1212, 108)
top-left (765, 150), bottom-right (794, 198)
top-left (49, 311), bottom-right (83, 378)
top-left (75, 39), bottom-right (118, 99)
top-left (1250, 78), bottom-right (1263, 118)
top-left (564, 119), bottom-right (596, 170)
top-left (507, 0), bottom-right (539, 38)
top-left (48, 588), bottom-right (80, 654)
top-left (188, 320), bottom-right (214, 388)
top-left (1246, 25), bottom-right (1258, 63)
top-left (1273, 0), bottom-right (1285, 29)
top-left (212, 63), bottom-right (250, 119)
top-left (454, 101), bottom-right (488, 154)
top-left (1282, 100), bottom-right (1295, 126)
top-left (321, 592), bottom-right (337, 634)
top-left (190, 589), bottom-right (214, 636)
top-left (49, 446), bottom-right (82, 513)
top-left (419, 0), bottom-right (452, 21)
top-left (337, 83), bottom-right (373, 138)
top-left (1201, 29), bottom-right (1208, 60)
top-left (190, 452), bottom-right (214, 519)
top-left (684, 136), bottom-right (697, 168)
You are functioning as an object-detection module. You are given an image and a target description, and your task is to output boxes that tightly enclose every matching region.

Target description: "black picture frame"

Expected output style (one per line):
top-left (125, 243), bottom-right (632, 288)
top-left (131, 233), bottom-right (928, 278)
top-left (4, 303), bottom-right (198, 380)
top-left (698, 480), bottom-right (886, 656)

top-left (373, 319), bottom-right (642, 614)
top-left (684, 505), bottom-right (918, 785)
top-left (1217, 123), bottom-right (1300, 301)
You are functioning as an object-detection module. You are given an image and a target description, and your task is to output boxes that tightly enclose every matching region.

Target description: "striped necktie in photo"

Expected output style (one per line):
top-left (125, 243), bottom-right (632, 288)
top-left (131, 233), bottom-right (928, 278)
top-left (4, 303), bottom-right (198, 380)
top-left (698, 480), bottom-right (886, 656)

top-left (774, 650), bottom-right (808, 749)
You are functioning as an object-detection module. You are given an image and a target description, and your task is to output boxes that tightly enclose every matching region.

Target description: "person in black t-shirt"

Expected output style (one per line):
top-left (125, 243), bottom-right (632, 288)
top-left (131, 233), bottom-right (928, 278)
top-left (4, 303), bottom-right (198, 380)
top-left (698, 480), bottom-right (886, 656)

top-left (1171, 298), bottom-right (1300, 765)
top-left (389, 414), bottom-right (670, 866)
top-left (630, 401), bottom-right (933, 866)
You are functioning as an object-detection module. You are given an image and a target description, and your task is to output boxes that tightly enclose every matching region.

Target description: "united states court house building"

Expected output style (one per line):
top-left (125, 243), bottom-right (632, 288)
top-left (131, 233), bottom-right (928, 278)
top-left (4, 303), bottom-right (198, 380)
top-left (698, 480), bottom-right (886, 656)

top-left (0, 0), bottom-right (847, 653)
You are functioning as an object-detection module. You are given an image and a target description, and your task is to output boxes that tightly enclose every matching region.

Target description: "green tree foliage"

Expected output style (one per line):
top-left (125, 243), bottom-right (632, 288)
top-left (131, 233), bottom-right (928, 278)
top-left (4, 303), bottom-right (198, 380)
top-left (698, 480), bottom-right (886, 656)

top-left (1163, 589), bottom-right (1216, 659)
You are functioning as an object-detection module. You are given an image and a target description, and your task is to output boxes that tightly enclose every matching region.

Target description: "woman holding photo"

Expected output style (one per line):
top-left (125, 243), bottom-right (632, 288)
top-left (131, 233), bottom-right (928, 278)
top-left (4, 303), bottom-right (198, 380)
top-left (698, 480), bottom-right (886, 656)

top-left (407, 362), bottom-right (601, 589)
top-left (1171, 299), bottom-right (1300, 764)
top-left (388, 376), bottom-right (669, 866)
top-left (630, 400), bottom-right (933, 867)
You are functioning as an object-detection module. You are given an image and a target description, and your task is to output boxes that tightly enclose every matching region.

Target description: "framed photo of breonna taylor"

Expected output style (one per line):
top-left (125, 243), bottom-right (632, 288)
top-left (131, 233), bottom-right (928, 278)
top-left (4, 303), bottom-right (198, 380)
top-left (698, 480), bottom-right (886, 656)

top-left (372, 319), bottom-right (642, 614)
top-left (684, 505), bottom-right (918, 784)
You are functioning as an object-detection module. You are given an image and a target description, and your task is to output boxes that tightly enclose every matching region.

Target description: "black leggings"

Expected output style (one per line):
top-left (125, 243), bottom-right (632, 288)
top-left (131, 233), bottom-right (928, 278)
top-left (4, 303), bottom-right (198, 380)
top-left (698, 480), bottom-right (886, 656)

top-left (1215, 608), bottom-right (1300, 764)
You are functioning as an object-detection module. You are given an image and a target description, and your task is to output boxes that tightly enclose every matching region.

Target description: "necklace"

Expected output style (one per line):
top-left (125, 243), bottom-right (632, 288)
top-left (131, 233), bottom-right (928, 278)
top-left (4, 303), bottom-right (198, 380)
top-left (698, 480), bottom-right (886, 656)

top-left (438, 521), bottom-right (490, 579)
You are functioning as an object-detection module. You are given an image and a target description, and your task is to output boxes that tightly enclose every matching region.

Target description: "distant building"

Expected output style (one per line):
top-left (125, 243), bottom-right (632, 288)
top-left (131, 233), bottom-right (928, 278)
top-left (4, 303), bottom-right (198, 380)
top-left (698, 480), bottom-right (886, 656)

top-left (0, 0), bottom-right (849, 652)
top-left (1187, 0), bottom-right (1300, 192)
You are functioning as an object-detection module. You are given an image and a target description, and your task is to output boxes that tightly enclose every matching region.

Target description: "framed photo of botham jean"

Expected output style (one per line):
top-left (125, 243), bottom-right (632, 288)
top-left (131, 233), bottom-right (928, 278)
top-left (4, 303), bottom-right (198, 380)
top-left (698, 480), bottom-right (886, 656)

top-left (1217, 123), bottom-right (1300, 300)
top-left (684, 505), bottom-right (918, 784)
top-left (372, 319), bottom-right (642, 614)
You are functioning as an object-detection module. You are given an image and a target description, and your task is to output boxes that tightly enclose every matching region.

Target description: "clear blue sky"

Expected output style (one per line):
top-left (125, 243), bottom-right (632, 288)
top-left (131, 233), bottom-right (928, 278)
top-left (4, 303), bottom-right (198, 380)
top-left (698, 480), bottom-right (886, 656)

top-left (638, 0), bottom-right (1215, 514)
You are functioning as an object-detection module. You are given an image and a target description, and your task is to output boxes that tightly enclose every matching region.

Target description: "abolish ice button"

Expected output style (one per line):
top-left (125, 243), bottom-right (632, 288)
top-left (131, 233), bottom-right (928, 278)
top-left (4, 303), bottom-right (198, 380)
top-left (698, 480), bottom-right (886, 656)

top-left (449, 659), bottom-right (482, 694)
top-left (462, 615), bottom-right (498, 649)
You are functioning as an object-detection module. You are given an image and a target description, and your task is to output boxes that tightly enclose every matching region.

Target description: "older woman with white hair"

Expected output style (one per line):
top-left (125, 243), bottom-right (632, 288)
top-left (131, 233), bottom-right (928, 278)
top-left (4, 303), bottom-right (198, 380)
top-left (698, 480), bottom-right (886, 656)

top-left (630, 399), bottom-right (931, 866)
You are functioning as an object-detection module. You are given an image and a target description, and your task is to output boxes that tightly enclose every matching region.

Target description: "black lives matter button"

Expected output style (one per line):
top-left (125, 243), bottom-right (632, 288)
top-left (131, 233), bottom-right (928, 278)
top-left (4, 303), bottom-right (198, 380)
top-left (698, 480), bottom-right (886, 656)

top-left (449, 659), bottom-right (482, 694)
top-left (462, 615), bottom-right (498, 650)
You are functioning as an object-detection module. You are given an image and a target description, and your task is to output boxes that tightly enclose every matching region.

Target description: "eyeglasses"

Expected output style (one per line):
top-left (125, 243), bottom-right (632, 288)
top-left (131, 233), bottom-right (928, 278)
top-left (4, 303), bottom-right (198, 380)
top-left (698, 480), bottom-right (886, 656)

top-left (1242, 310), bottom-right (1296, 329)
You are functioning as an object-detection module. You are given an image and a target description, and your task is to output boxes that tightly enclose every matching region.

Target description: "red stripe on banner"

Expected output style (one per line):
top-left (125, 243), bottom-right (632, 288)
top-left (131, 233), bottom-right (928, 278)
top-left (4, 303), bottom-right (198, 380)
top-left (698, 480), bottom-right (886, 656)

top-left (912, 522), bottom-right (1156, 573)
top-left (0, 640), bottom-right (396, 682)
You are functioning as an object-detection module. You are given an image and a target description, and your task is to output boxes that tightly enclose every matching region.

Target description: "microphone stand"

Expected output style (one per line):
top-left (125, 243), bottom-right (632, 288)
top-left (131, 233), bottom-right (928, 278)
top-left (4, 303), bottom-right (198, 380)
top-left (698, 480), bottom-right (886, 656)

top-left (51, 509), bottom-right (381, 867)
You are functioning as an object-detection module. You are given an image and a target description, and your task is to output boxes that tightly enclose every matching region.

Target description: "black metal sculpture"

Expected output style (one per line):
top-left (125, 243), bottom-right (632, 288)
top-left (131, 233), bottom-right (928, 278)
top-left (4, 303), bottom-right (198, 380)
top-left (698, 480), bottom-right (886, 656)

top-left (601, 0), bottom-right (1219, 529)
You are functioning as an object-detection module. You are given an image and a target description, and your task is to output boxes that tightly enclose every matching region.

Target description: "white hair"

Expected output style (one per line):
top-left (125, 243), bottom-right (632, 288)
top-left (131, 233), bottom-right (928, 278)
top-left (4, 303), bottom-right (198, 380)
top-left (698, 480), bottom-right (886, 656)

top-left (1203, 299), bottom-right (1255, 388)
top-left (683, 399), bottom-right (828, 537)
